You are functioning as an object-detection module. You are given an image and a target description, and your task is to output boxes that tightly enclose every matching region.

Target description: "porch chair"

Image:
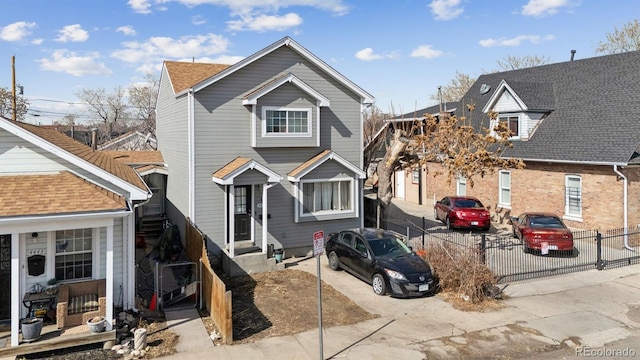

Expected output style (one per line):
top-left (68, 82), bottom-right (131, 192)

top-left (56, 279), bottom-right (107, 329)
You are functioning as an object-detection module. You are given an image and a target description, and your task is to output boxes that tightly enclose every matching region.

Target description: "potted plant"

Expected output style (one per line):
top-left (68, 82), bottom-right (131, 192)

top-left (20, 317), bottom-right (43, 342)
top-left (87, 316), bottom-right (107, 333)
top-left (45, 278), bottom-right (58, 295)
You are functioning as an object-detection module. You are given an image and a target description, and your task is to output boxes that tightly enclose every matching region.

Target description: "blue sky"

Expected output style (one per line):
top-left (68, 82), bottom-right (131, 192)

top-left (0, 0), bottom-right (637, 125)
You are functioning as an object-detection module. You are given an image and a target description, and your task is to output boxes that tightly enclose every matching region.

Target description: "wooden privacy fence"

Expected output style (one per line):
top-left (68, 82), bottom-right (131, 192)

top-left (185, 218), bottom-right (233, 344)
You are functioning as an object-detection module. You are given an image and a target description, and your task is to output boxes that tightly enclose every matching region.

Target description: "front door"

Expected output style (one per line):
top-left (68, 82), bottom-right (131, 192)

top-left (0, 234), bottom-right (11, 320)
top-left (234, 185), bottom-right (251, 241)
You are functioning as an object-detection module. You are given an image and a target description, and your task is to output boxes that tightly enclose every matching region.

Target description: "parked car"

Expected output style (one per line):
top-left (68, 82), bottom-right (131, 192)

top-left (510, 213), bottom-right (574, 254)
top-left (434, 196), bottom-right (491, 231)
top-left (325, 228), bottom-right (436, 297)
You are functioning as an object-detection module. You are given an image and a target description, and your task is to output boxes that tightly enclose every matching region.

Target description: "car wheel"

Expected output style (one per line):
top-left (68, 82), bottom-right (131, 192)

top-left (446, 217), bottom-right (452, 230)
top-left (372, 274), bottom-right (387, 296)
top-left (482, 225), bottom-right (490, 232)
top-left (512, 227), bottom-right (518, 238)
top-left (328, 251), bottom-right (341, 271)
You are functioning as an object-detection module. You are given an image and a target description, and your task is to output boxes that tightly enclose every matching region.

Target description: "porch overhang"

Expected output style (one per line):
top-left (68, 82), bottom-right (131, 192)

top-left (212, 157), bottom-right (282, 185)
top-left (242, 73), bottom-right (330, 107)
top-left (287, 150), bottom-right (366, 182)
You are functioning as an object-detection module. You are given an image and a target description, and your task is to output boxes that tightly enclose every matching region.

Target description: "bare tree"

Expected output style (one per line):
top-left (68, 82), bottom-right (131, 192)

top-left (596, 19), bottom-right (640, 54)
top-left (0, 87), bottom-right (29, 121)
top-left (363, 105), bottom-right (389, 146)
top-left (76, 87), bottom-right (131, 141)
top-left (376, 104), bottom-right (524, 205)
top-left (430, 71), bottom-right (475, 103)
top-left (128, 73), bottom-right (159, 135)
top-left (495, 55), bottom-right (550, 71)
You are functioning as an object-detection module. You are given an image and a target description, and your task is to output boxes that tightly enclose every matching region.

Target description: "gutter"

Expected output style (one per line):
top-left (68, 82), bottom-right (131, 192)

top-left (613, 165), bottom-right (634, 251)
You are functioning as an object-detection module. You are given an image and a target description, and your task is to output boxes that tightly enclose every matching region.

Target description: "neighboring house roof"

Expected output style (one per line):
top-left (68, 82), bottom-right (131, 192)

top-left (98, 131), bottom-right (157, 151)
top-left (212, 157), bottom-right (282, 185)
top-left (1, 119), bottom-right (150, 194)
top-left (394, 103), bottom-right (459, 121)
top-left (0, 171), bottom-right (127, 218)
top-left (288, 150), bottom-right (366, 181)
top-left (163, 61), bottom-right (231, 93)
top-left (103, 150), bottom-right (164, 165)
top-left (459, 50), bottom-right (640, 165)
top-left (164, 36), bottom-right (374, 104)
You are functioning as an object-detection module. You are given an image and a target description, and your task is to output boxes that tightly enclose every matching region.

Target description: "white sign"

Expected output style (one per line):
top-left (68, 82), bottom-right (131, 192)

top-left (313, 231), bottom-right (325, 256)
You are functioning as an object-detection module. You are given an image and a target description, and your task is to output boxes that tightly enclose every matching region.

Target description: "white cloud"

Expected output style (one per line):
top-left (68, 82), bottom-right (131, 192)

top-left (32, 38), bottom-right (43, 45)
top-left (429, 0), bottom-right (464, 21)
top-left (355, 48), bottom-right (383, 62)
top-left (227, 12), bottom-right (302, 32)
top-left (111, 33), bottom-right (230, 63)
top-left (522, 0), bottom-right (572, 17)
top-left (116, 26), bottom-right (136, 36)
top-left (129, 0), bottom-right (152, 14)
top-left (410, 45), bottom-right (443, 59)
top-left (38, 50), bottom-right (112, 76)
top-left (56, 24), bottom-right (89, 42)
top-left (479, 34), bottom-right (555, 47)
top-left (0, 21), bottom-right (36, 42)
top-left (192, 15), bottom-right (207, 25)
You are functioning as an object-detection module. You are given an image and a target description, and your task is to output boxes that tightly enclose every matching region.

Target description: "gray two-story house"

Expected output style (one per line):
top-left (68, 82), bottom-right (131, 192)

top-left (155, 37), bottom-right (374, 274)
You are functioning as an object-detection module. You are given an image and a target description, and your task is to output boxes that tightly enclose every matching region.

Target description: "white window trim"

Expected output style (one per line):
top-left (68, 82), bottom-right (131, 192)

top-left (456, 176), bottom-right (466, 196)
top-left (261, 106), bottom-right (312, 137)
top-left (498, 170), bottom-right (511, 208)
top-left (564, 175), bottom-right (582, 221)
top-left (498, 115), bottom-right (521, 140)
top-left (298, 177), bottom-right (355, 219)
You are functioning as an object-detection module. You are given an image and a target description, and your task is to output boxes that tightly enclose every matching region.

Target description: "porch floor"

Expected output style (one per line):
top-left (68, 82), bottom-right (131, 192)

top-left (0, 322), bottom-right (115, 358)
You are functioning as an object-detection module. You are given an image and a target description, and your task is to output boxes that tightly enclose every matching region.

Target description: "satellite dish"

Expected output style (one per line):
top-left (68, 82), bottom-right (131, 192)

top-left (479, 84), bottom-right (491, 95)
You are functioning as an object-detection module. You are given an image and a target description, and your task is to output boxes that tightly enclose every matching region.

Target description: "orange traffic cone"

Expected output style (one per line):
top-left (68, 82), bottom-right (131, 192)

top-left (149, 293), bottom-right (157, 311)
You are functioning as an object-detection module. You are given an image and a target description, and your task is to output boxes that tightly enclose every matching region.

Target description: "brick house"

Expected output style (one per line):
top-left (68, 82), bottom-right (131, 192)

top-left (393, 50), bottom-right (640, 230)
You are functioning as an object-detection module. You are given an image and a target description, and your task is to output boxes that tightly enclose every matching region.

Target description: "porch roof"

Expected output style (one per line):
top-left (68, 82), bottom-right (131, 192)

top-left (287, 150), bottom-right (366, 182)
top-left (212, 157), bottom-right (282, 185)
top-left (0, 171), bottom-right (128, 218)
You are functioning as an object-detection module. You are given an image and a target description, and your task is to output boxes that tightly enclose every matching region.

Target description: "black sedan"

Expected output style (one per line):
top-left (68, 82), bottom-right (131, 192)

top-left (325, 228), bottom-right (436, 297)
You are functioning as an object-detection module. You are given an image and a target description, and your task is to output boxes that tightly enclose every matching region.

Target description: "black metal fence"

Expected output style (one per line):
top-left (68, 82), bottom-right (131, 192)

top-left (383, 215), bottom-right (640, 284)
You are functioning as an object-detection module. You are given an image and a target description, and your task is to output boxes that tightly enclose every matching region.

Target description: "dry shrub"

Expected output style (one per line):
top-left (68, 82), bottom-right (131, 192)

top-left (423, 241), bottom-right (500, 309)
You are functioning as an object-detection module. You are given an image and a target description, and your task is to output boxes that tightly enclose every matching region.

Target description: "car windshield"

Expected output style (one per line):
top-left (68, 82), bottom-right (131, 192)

top-left (454, 199), bottom-right (483, 208)
top-left (367, 236), bottom-right (412, 258)
top-left (529, 216), bottom-right (565, 228)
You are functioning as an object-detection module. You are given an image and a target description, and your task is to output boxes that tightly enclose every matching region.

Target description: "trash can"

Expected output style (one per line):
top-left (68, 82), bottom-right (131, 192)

top-left (274, 248), bottom-right (283, 263)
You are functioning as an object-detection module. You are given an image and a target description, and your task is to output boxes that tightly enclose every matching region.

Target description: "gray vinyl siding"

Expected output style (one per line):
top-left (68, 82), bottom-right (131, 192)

top-left (234, 170), bottom-right (269, 185)
top-left (98, 219), bottom-right (124, 296)
top-left (189, 46), bottom-right (363, 251)
top-left (0, 129), bottom-right (132, 198)
top-left (156, 67), bottom-right (190, 218)
top-left (254, 83), bottom-right (318, 147)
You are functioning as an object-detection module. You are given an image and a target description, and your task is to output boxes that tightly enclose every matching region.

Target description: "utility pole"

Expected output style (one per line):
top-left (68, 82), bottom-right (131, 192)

top-left (12, 55), bottom-right (17, 121)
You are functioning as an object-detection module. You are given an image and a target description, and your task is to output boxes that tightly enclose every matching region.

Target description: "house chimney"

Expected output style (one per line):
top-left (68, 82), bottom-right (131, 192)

top-left (570, 50), bottom-right (576, 61)
top-left (91, 128), bottom-right (98, 151)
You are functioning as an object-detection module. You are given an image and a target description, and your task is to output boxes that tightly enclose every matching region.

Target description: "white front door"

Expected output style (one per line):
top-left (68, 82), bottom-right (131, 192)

top-left (396, 170), bottom-right (405, 199)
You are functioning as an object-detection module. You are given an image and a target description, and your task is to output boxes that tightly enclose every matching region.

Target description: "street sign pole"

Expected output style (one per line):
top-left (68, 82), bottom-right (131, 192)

top-left (313, 230), bottom-right (325, 360)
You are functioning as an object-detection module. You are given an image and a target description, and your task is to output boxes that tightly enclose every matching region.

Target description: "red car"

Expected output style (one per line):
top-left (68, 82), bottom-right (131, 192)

top-left (434, 196), bottom-right (491, 231)
top-left (510, 213), bottom-right (574, 254)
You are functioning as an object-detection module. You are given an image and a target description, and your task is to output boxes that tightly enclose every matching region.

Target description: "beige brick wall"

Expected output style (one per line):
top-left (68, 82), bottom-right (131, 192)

top-left (398, 161), bottom-right (640, 230)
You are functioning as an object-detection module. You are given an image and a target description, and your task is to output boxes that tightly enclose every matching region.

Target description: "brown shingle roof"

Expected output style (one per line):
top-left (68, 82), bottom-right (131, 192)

top-left (11, 121), bottom-right (148, 191)
top-left (164, 61), bottom-right (230, 93)
top-left (212, 157), bottom-right (251, 180)
top-left (0, 172), bottom-right (127, 218)
top-left (288, 150), bottom-right (331, 178)
top-left (103, 150), bottom-right (164, 164)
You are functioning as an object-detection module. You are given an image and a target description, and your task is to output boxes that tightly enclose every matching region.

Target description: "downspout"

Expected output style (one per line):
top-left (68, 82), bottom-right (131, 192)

top-left (130, 195), bottom-right (153, 312)
top-left (613, 165), bottom-right (634, 251)
top-left (188, 90), bottom-right (195, 222)
top-left (262, 182), bottom-right (277, 254)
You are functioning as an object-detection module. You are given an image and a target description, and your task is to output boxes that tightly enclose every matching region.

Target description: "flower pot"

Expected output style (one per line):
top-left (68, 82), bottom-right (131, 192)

top-left (21, 317), bottom-right (43, 342)
top-left (87, 316), bottom-right (106, 333)
top-left (274, 248), bottom-right (283, 263)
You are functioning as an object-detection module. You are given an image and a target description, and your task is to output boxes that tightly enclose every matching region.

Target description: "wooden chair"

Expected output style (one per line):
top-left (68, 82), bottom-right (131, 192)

top-left (56, 279), bottom-right (107, 329)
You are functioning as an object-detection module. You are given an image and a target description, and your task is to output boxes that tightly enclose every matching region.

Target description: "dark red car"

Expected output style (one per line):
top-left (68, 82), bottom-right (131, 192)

top-left (510, 213), bottom-right (574, 254)
top-left (434, 196), bottom-right (491, 231)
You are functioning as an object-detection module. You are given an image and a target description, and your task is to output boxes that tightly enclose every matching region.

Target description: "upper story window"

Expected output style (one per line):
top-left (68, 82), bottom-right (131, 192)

top-left (499, 115), bottom-right (520, 139)
top-left (263, 107), bottom-right (311, 136)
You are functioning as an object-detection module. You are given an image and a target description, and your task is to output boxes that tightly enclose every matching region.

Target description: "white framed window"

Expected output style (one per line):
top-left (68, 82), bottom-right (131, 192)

top-left (412, 170), bottom-right (419, 184)
top-left (457, 176), bottom-right (466, 196)
top-left (565, 175), bottom-right (582, 219)
top-left (498, 170), bottom-right (511, 207)
top-left (498, 115), bottom-right (520, 139)
top-left (301, 179), bottom-right (353, 216)
top-left (55, 228), bottom-right (94, 282)
top-left (262, 107), bottom-right (311, 136)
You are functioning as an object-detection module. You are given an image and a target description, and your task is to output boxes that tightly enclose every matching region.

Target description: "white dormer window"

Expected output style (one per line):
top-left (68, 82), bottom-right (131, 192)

top-left (263, 107), bottom-right (311, 136)
top-left (499, 115), bottom-right (520, 139)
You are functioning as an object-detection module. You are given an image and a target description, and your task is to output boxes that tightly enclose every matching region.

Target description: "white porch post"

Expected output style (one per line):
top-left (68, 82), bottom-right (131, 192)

top-left (261, 184), bottom-right (269, 254)
top-left (106, 224), bottom-right (114, 331)
top-left (229, 185), bottom-right (235, 258)
top-left (10, 233), bottom-right (19, 346)
top-left (127, 213), bottom-right (135, 310)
